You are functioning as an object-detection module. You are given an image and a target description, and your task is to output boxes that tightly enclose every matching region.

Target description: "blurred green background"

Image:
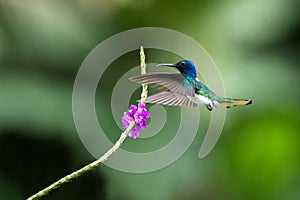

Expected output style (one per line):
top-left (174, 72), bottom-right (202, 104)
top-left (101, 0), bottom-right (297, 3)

top-left (0, 0), bottom-right (299, 199)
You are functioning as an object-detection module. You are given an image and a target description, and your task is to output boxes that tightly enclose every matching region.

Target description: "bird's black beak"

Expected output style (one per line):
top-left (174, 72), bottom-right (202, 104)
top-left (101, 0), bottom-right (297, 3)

top-left (156, 63), bottom-right (177, 67)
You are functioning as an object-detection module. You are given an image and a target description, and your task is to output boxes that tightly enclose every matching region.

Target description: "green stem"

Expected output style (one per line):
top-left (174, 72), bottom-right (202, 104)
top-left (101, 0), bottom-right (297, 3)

top-left (27, 46), bottom-right (147, 200)
top-left (140, 46), bottom-right (148, 103)
top-left (27, 121), bottom-right (135, 200)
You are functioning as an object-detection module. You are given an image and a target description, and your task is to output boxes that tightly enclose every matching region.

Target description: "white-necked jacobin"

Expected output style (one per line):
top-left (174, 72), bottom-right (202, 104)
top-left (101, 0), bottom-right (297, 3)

top-left (129, 60), bottom-right (252, 111)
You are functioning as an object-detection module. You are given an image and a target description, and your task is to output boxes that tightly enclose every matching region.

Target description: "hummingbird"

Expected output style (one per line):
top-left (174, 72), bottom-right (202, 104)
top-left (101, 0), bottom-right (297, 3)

top-left (129, 60), bottom-right (252, 111)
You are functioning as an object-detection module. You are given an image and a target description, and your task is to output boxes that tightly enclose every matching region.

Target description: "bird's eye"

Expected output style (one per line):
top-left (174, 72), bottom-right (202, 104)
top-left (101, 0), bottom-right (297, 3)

top-left (180, 62), bottom-right (185, 66)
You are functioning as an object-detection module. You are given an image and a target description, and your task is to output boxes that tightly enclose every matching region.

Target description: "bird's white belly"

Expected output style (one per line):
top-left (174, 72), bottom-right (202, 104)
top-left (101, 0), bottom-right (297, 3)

top-left (188, 94), bottom-right (212, 105)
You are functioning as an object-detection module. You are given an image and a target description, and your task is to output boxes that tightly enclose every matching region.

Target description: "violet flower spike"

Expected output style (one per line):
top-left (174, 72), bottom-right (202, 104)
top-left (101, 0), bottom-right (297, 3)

top-left (121, 103), bottom-right (150, 139)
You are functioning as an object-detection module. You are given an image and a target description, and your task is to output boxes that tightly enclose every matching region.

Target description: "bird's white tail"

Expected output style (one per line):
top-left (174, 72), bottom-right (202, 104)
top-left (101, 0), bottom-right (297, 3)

top-left (221, 98), bottom-right (253, 108)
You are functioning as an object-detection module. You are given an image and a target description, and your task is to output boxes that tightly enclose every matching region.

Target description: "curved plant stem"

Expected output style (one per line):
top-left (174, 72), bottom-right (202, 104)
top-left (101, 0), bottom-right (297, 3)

top-left (27, 46), bottom-right (147, 200)
top-left (27, 121), bottom-right (135, 200)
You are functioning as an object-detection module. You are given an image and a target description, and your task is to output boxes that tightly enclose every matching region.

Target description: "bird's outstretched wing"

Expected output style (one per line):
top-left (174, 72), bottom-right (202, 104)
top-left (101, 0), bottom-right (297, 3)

top-left (145, 92), bottom-right (197, 107)
top-left (129, 73), bottom-right (195, 97)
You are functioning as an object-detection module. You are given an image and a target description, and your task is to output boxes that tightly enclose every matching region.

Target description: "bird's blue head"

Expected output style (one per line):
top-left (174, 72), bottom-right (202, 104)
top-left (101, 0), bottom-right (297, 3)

top-left (158, 60), bottom-right (197, 78)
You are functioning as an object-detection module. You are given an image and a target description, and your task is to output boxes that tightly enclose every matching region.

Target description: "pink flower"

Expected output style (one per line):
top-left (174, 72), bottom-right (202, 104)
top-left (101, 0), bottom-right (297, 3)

top-left (128, 125), bottom-right (141, 139)
top-left (127, 105), bottom-right (137, 117)
top-left (122, 103), bottom-right (150, 139)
